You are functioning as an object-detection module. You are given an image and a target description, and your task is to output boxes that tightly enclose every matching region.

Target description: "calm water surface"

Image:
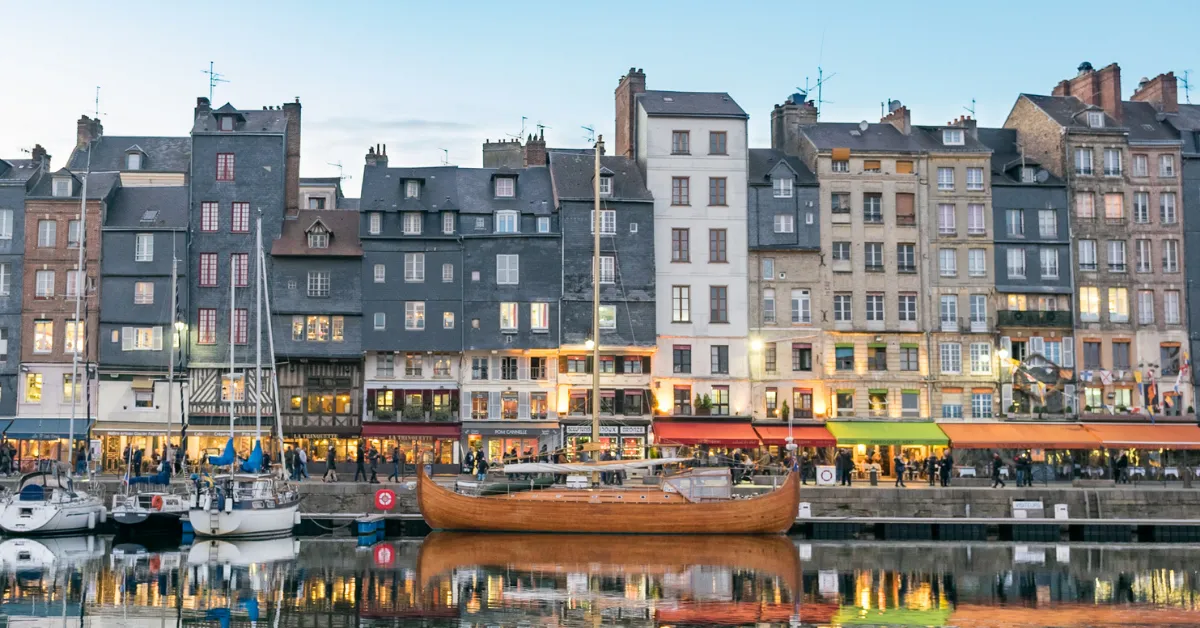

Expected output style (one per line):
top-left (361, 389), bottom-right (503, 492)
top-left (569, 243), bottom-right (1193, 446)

top-left (1, 533), bottom-right (1199, 627)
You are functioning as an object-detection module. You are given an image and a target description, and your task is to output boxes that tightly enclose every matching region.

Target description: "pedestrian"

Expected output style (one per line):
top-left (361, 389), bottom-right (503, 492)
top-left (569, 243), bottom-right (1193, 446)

top-left (0, 442), bottom-right (10, 477)
top-left (554, 451), bottom-right (567, 484)
top-left (464, 447), bottom-right (475, 475)
top-left (286, 446), bottom-right (297, 480)
top-left (74, 443), bottom-right (87, 476)
top-left (354, 443), bottom-right (367, 482)
top-left (926, 453), bottom-right (938, 486)
top-left (939, 450), bottom-right (953, 487)
top-left (297, 447), bottom-right (309, 480)
top-left (368, 446), bottom-right (380, 483)
top-left (388, 446), bottom-right (402, 482)
top-left (475, 452), bottom-right (489, 482)
top-left (599, 449), bottom-right (613, 485)
top-left (800, 453), bottom-right (811, 486)
top-left (174, 446), bottom-right (185, 475)
top-left (1117, 452), bottom-right (1130, 484)
top-left (613, 447), bottom-right (624, 486)
top-left (506, 447), bottom-right (518, 481)
top-left (894, 453), bottom-right (906, 487)
top-left (132, 448), bottom-right (144, 477)
top-left (991, 453), bottom-right (1007, 488)
top-left (324, 445), bottom-right (338, 482)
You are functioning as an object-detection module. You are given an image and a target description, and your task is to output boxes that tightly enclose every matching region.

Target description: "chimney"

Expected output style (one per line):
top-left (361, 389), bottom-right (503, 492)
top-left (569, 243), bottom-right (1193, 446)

top-left (881, 100), bottom-right (911, 135)
top-left (948, 115), bottom-right (978, 139)
top-left (771, 93), bottom-right (819, 154)
top-left (614, 67), bottom-right (646, 159)
top-left (482, 138), bottom-right (523, 169)
top-left (194, 96), bottom-right (212, 121)
top-left (1051, 62), bottom-right (1123, 122)
top-left (365, 144), bottom-right (388, 167)
top-left (282, 98), bottom-right (302, 215)
top-left (1131, 72), bottom-right (1179, 114)
top-left (523, 129), bottom-right (547, 166)
top-left (30, 144), bottom-right (48, 169)
top-left (76, 115), bottom-right (102, 147)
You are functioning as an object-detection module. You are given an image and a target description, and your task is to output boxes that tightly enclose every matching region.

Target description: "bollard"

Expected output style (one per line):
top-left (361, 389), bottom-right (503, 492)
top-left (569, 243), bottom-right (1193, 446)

top-left (869, 468), bottom-right (878, 486)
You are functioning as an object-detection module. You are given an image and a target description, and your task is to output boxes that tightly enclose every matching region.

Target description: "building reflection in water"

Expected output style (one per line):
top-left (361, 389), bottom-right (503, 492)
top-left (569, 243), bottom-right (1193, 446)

top-left (1, 536), bottom-right (1200, 626)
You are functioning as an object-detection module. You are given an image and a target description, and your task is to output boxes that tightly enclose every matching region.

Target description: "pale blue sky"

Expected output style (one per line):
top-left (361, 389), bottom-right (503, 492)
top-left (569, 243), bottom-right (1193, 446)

top-left (3, 0), bottom-right (1197, 196)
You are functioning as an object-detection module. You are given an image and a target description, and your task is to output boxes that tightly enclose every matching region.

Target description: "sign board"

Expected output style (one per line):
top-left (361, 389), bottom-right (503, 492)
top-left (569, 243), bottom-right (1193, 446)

top-left (1013, 546), bottom-right (1046, 564)
top-left (1056, 545), bottom-right (1070, 564)
top-left (818, 570), bottom-right (839, 596)
top-left (1012, 500), bottom-right (1045, 519)
top-left (620, 426), bottom-right (646, 435)
top-left (1053, 504), bottom-right (1069, 520)
top-left (467, 427), bottom-right (558, 437)
top-left (816, 465), bottom-right (836, 486)
top-left (565, 425), bottom-right (620, 436)
top-left (798, 502), bottom-right (812, 519)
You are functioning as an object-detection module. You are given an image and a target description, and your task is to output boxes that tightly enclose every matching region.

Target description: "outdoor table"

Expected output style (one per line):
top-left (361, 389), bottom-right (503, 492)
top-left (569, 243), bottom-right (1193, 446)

top-left (1164, 466), bottom-right (1180, 480)
top-left (1129, 467), bottom-right (1146, 478)
top-left (956, 466), bottom-right (976, 478)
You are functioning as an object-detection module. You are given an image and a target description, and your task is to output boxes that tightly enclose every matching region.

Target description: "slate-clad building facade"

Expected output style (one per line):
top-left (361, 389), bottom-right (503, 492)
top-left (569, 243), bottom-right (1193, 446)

top-left (0, 149), bottom-right (43, 419)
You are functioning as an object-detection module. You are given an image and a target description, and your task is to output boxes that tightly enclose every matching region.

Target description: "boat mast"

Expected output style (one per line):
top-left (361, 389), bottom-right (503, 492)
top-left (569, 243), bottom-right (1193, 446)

top-left (66, 133), bottom-right (92, 472)
top-left (591, 136), bottom-right (603, 482)
top-left (254, 216), bottom-right (262, 446)
top-left (228, 255), bottom-right (236, 446)
top-left (258, 243), bottom-right (286, 477)
top-left (164, 238), bottom-right (178, 468)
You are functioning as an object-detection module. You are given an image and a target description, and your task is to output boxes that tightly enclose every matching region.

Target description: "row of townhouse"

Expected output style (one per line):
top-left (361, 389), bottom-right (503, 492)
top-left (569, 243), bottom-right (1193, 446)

top-left (1, 61), bottom-right (1199, 472)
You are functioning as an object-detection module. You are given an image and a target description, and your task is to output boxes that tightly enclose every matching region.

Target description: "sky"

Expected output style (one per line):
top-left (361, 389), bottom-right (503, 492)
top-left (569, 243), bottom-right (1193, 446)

top-left (2, 0), bottom-right (1198, 197)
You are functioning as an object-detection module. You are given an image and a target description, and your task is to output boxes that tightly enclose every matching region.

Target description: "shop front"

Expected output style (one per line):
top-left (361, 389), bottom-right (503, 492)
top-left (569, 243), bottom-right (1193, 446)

top-left (93, 421), bottom-right (183, 473)
top-left (559, 420), bottom-right (649, 460)
top-left (361, 422), bottom-right (460, 475)
top-left (651, 420), bottom-right (761, 460)
top-left (181, 417), bottom-right (277, 469)
top-left (1080, 423), bottom-right (1200, 479)
top-left (281, 425), bottom-right (361, 471)
top-left (825, 421), bottom-right (950, 477)
top-left (0, 418), bottom-right (93, 472)
top-left (753, 425), bottom-right (837, 462)
top-left (463, 423), bottom-right (559, 465)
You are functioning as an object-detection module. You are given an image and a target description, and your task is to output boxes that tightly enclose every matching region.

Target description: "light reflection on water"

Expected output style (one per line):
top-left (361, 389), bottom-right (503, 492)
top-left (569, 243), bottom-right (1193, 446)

top-left (0, 534), bottom-right (1199, 627)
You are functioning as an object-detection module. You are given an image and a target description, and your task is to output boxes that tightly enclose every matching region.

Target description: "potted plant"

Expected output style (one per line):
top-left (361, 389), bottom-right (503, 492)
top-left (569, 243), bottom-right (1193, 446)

top-left (1189, 405), bottom-right (1196, 415)
top-left (432, 409), bottom-right (452, 422)
top-left (695, 394), bottom-right (712, 416)
top-left (780, 401), bottom-right (790, 421)
top-left (1008, 403), bottom-right (1019, 414)
top-left (1084, 405), bottom-right (1093, 413)
top-left (402, 404), bottom-right (425, 420)
top-left (374, 408), bottom-right (396, 420)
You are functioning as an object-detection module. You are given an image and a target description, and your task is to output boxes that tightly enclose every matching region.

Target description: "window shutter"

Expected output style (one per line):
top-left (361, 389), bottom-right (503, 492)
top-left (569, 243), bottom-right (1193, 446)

top-left (1063, 385), bottom-right (1077, 411)
top-left (1001, 384), bottom-right (1013, 412)
top-left (895, 193), bottom-right (915, 220)
top-left (495, 255), bottom-right (503, 282)
top-left (152, 326), bottom-right (163, 350)
top-left (512, 255), bottom-right (519, 283)
top-left (831, 148), bottom-right (850, 161)
top-left (1062, 337), bottom-right (1074, 368)
top-left (518, 392), bottom-right (530, 419)
top-left (615, 390), bottom-right (625, 415)
top-left (491, 356), bottom-right (499, 377)
top-left (121, 327), bottom-right (133, 351)
top-left (586, 356), bottom-right (594, 374)
top-left (460, 394), bottom-right (471, 419)
top-left (642, 356), bottom-right (652, 373)
top-left (999, 336), bottom-right (1011, 358)
top-left (366, 389), bottom-right (377, 411)
top-left (559, 357), bottom-right (568, 374)
top-left (1030, 336), bottom-right (1045, 355)
top-left (488, 391), bottom-right (501, 419)
top-left (517, 357), bottom-right (528, 381)
top-left (547, 357), bottom-right (557, 377)
top-left (614, 357), bottom-right (624, 374)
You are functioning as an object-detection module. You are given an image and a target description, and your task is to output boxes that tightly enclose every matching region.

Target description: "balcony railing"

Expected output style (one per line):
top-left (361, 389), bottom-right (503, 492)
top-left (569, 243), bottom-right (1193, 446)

top-left (997, 309), bottom-right (1073, 327)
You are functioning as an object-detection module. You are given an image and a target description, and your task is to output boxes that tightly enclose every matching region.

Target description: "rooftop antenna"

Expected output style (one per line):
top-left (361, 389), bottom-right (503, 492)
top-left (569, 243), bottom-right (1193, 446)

top-left (535, 121), bottom-right (551, 135)
top-left (581, 125), bottom-right (595, 144)
top-left (439, 149), bottom-right (450, 166)
top-left (93, 86), bottom-right (105, 119)
top-left (326, 161), bottom-right (352, 182)
top-left (964, 98), bottom-right (976, 117)
top-left (1181, 70), bottom-right (1193, 103)
top-left (505, 116), bottom-right (529, 141)
top-left (203, 61), bottom-right (229, 101)
top-left (802, 31), bottom-right (836, 119)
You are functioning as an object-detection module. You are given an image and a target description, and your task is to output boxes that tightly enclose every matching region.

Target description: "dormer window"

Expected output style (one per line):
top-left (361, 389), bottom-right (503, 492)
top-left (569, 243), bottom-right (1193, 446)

top-left (773, 177), bottom-right (794, 198)
top-left (599, 176), bottom-right (613, 197)
top-left (405, 180), bottom-right (420, 199)
top-left (1020, 166), bottom-right (1036, 183)
top-left (1087, 111), bottom-right (1104, 128)
top-left (126, 153), bottom-right (142, 170)
top-left (308, 232), bottom-right (328, 249)
top-left (219, 116), bottom-right (234, 132)
top-left (308, 196), bottom-right (326, 209)
top-left (943, 129), bottom-right (964, 146)
top-left (494, 177), bottom-right (515, 198)
top-left (52, 177), bottom-right (72, 198)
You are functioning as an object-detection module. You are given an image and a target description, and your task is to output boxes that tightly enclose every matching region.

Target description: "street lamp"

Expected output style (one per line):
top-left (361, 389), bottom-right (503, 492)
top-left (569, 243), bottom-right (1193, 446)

top-left (584, 339), bottom-right (595, 350)
top-left (750, 338), bottom-right (764, 352)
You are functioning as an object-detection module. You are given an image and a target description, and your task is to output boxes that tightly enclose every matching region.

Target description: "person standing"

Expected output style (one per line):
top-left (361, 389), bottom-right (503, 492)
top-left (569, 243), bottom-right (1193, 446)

top-left (368, 446), bottom-right (380, 483)
top-left (800, 453), bottom-right (811, 486)
top-left (388, 446), bottom-right (402, 482)
top-left (893, 453), bottom-right (907, 487)
top-left (991, 453), bottom-right (1007, 488)
top-left (475, 453), bottom-right (489, 482)
top-left (354, 442), bottom-right (367, 482)
top-left (926, 453), bottom-right (938, 486)
top-left (939, 450), bottom-right (953, 487)
top-left (132, 447), bottom-right (144, 478)
top-left (324, 445), bottom-right (338, 482)
top-left (464, 447), bottom-right (475, 476)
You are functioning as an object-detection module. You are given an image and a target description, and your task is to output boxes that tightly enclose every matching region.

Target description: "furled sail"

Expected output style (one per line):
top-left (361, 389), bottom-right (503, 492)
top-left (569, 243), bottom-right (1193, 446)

top-left (208, 438), bottom-right (235, 466)
top-left (240, 440), bottom-right (263, 474)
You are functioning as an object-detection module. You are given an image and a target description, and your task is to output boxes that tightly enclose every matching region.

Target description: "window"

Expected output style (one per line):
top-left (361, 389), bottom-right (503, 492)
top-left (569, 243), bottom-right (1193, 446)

top-left (898, 293), bottom-right (917, 322)
top-left (1034, 210), bottom-right (1056, 238)
top-left (494, 210), bottom-right (518, 233)
top-left (1079, 239), bottom-right (1097, 271)
top-left (1079, 286), bottom-right (1100, 321)
top-left (307, 196), bottom-right (326, 210)
top-left (1006, 248), bottom-right (1025, 278)
top-left (403, 354), bottom-right (424, 378)
top-left (831, 159), bottom-right (848, 173)
top-left (494, 177), bottom-right (515, 197)
top-left (896, 160), bottom-right (914, 174)
top-left (773, 177), bottom-right (793, 198)
top-left (708, 229), bottom-right (727, 262)
top-left (864, 242), bottom-right (883, 271)
top-left (125, 152), bottom-right (142, 170)
top-left (34, 270), bottom-right (53, 299)
top-left (969, 294), bottom-right (987, 326)
top-left (1108, 287), bottom-right (1129, 322)
top-left (1104, 341), bottom-right (1129, 371)
top-left (232, 253), bottom-right (249, 287)
top-left (1163, 239), bottom-right (1179, 272)
top-left (1040, 248), bottom-right (1059, 278)
top-left (232, 309), bottom-right (248, 344)
top-left (868, 345), bottom-right (886, 371)
top-left (67, 220), bottom-right (81, 248)
top-left (401, 253), bottom-right (424, 283)
top-left (470, 356), bottom-right (489, 380)
top-left (1160, 154), bottom-right (1176, 177)
top-left (0, 263), bottom-right (8, 296)
top-left (218, 115), bottom-right (235, 132)
top-left (306, 270), bottom-right (329, 297)
top-left (405, 302), bottom-right (425, 330)
top-left (307, 229), bottom-right (328, 249)
top-left (938, 203), bottom-right (956, 234)
top-left (671, 177), bottom-right (689, 205)
top-left (968, 249), bottom-right (987, 277)
top-left (435, 212), bottom-right (454, 236)
top-left (709, 286), bottom-right (728, 323)
top-left (598, 176), bottom-right (612, 196)
top-left (1104, 193), bottom-right (1124, 220)
top-left (709, 345), bottom-right (729, 375)
top-left (1076, 192), bottom-right (1095, 219)
top-left (397, 212), bottom-right (421, 235)
top-left (832, 241), bottom-right (851, 262)
top-left (221, 375), bottom-right (245, 402)
top-left (831, 192), bottom-right (850, 213)
top-left (858, 193), bottom-right (882, 224)
top-left (1132, 192), bottom-right (1150, 223)
top-left (833, 293), bottom-right (852, 322)
top-left (834, 391), bottom-right (854, 417)
top-left (792, 344), bottom-right (812, 371)
top-left (937, 167), bottom-right (954, 191)
top-left (967, 204), bottom-right (986, 235)
top-left (863, 160), bottom-right (881, 173)
top-left (499, 302), bottom-right (518, 330)
top-left (940, 295), bottom-right (958, 328)
top-left (943, 129), bottom-right (964, 145)
top-left (537, 216), bottom-right (551, 232)
top-left (671, 228), bottom-right (689, 262)
top-left (1005, 209), bottom-right (1024, 236)
top-left (971, 392), bottom-right (993, 418)
top-left (197, 253), bottom-right (218, 287)
top-left (1133, 154), bottom-right (1148, 177)
top-left (835, 346), bottom-right (854, 371)
top-left (197, 309), bottom-right (217, 344)
top-left (64, 270), bottom-right (82, 299)
top-left (37, 220), bottom-right (55, 248)
top-left (436, 311), bottom-right (451, 330)
top-left (33, 320), bottom-right (53, 353)
top-left (529, 302), bottom-right (549, 331)
top-left (230, 202), bottom-right (249, 233)
top-left (940, 343), bottom-right (962, 374)
top-left (898, 243), bottom-right (915, 273)
top-left (52, 178), bottom-right (71, 197)
top-left (671, 344), bottom-right (693, 374)
top-left (708, 177), bottom-right (727, 205)
top-left (1087, 111), bottom-right (1104, 128)
top-left (399, 179), bottom-right (419, 199)
top-left (216, 153), bottom-right (234, 181)
top-left (598, 304), bottom-right (616, 329)
top-left (967, 167), bottom-right (984, 190)
top-left (761, 257), bottom-right (775, 280)
top-left (672, 286), bottom-right (690, 322)
top-left (1166, 290), bottom-right (1181, 324)
top-left (672, 130), bottom-right (690, 154)
top-left (474, 217), bottom-right (485, 231)
top-left (1108, 240), bottom-right (1126, 272)
top-left (599, 256), bottom-right (615, 283)
top-left (1138, 290), bottom-right (1155, 324)
top-left (373, 312), bottom-right (386, 330)
top-left (939, 248), bottom-right (957, 277)
top-left (774, 214), bottom-right (794, 233)
top-left (305, 315), bottom-right (330, 342)
top-left (0, 209), bottom-right (11, 240)
top-left (369, 263), bottom-right (385, 284)
top-left (496, 254), bottom-right (519, 284)
top-left (866, 293), bottom-right (884, 321)
top-left (1162, 344), bottom-right (1182, 376)
top-left (970, 343), bottom-right (992, 375)
top-left (134, 281), bottom-right (154, 305)
top-left (762, 288), bottom-right (776, 324)
top-left (368, 212), bottom-right (382, 235)
top-left (442, 263), bottom-right (454, 283)
top-left (1103, 148), bottom-right (1122, 176)
top-left (674, 386), bottom-right (692, 415)
top-left (791, 289), bottom-right (811, 324)
top-left (1075, 147), bottom-right (1094, 175)
top-left (1134, 239), bottom-right (1153, 273)
top-left (1161, 192), bottom-right (1177, 224)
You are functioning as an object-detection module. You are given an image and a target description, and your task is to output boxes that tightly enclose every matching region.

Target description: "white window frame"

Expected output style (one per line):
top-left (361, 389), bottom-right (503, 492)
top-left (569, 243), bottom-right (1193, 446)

top-left (37, 220), bottom-right (55, 248)
top-left (966, 167), bottom-right (984, 191)
top-left (496, 254), bottom-right (519, 285)
top-left (368, 212), bottom-right (382, 235)
top-left (969, 342), bottom-right (992, 375)
top-left (52, 178), bottom-right (71, 197)
top-left (1161, 192), bottom-right (1177, 224)
top-left (1038, 210), bottom-right (1057, 237)
top-left (402, 212), bottom-right (422, 235)
top-left (1087, 111), bottom-right (1104, 128)
top-left (373, 264), bottom-right (385, 283)
top-left (967, 249), bottom-right (986, 277)
top-left (307, 271), bottom-right (330, 297)
top-left (135, 233), bottom-right (154, 262)
top-left (1138, 290), bottom-right (1155, 325)
top-left (967, 204), bottom-right (985, 235)
top-left (0, 209), bottom-right (13, 240)
top-left (126, 153), bottom-right (142, 170)
top-left (307, 231), bottom-right (328, 249)
top-left (939, 248), bottom-right (957, 277)
top-left (531, 302), bottom-right (549, 330)
top-left (134, 281), bottom-right (154, 305)
top-left (940, 343), bottom-right (962, 374)
top-left (442, 263), bottom-right (454, 283)
top-left (773, 214), bottom-right (794, 233)
top-left (373, 312), bottom-right (386, 330)
top-left (442, 212), bottom-right (455, 234)
top-left (35, 270), bottom-right (53, 298)
top-left (405, 302), bottom-right (425, 330)
top-left (1160, 154), bottom-right (1176, 177)
top-left (1133, 154), bottom-right (1149, 177)
top-left (1075, 147), bottom-right (1094, 175)
top-left (537, 216), bottom-right (551, 233)
top-left (1040, 248), bottom-right (1059, 278)
top-left (599, 256), bottom-right (615, 284)
top-left (773, 177), bottom-right (794, 198)
top-left (1133, 192), bottom-right (1150, 223)
top-left (406, 180), bottom-right (420, 198)
top-left (499, 302), bottom-right (518, 330)
top-left (833, 294), bottom-right (851, 322)
top-left (494, 177), bottom-right (515, 197)
top-left (940, 295), bottom-right (958, 326)
top-left (0, 263), bottom-right (9, 296)
top-left (866, 293), bottom-right (885, 321)
top-left (1164, 240), bottom-right (1179, 272)
top-left (938, 204), bottom-right (956, 234)
top-left (943, 129), bottom-right (964, 145)
top-left (1103, 148), bottom-right (1122, 176)
top-left (599, 305), bottom-right (616, 329)
top-left (791, 289), bottom-right (811, 324)
top-left (590, 210), bottom-right (616, 235)
top-left (599, 176), bottom-right (612, 196)
top-left (937, 167), bottom-right (954, 190)
top-left (763, 288), bottom-right (776, 324)
top-left (404, 253), bottom-right (425, 282)
top-left (761, 257), bottom-right (775, 280)
top-left (495, 210), bottom-right (519, 233)
top-left (1007, 248), bottom-right (1026, 278)
top-left (898, 294), bottom-right (917, 321)
top-left (1165, 290), bottom-right (1181, 324)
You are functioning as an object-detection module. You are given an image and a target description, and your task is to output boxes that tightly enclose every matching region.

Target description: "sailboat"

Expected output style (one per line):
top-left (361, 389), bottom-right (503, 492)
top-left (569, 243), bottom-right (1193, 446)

top-left (417, 137), bottom-right (800, 534)
top-left (186, 217), bottom-right (300, 538)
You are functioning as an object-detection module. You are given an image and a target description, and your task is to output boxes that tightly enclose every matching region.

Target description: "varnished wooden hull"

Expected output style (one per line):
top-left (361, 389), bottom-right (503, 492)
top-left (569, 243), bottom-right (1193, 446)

top-left (417, 470), bottom-right (799, 534)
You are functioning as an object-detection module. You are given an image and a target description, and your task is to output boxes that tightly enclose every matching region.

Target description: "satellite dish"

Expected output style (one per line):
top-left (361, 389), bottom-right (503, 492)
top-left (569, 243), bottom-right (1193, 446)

top-left (1035, 169), bottom-right (1050, 183)
top-left (858, 120), bottom-right (869, 132)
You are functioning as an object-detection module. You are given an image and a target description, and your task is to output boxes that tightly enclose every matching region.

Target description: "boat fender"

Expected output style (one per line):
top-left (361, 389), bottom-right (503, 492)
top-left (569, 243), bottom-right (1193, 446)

top-left (151, 495), bottom-right (164, 511)
top-left (293, 511), bottom-right (301, 526)
top-left (223, 497), bottom-right (233, 513)
top-left (99, 508), bottom-right (107, 523)
top-left (87, 512), bottom-right (96, 530)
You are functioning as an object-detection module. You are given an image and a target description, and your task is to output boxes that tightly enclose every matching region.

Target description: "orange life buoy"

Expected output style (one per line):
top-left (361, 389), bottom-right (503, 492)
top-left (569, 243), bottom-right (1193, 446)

top-left (151, 495), bottom-right (164, 511)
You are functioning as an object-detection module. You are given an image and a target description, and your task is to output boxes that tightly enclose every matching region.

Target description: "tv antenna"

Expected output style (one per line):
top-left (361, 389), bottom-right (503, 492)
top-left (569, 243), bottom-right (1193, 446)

top-left (439, 149), bottom-right (450, 166)
top-left (326, 161), bottom-right (352, 182)
top-left (964, 98), bottom-right (976, 117)
top-left (505, 116), bottom-right (528, 141)
top-left (802, 31), bottom-right (835, 118)
top-left (1181, 70), bottom-right (1193, 103)
top-left (581, 125), bottom-right (595, 144)
top-left (203, 61), bottom-right (229, 101)
top-left (93, 86), bottom-right (106, 119)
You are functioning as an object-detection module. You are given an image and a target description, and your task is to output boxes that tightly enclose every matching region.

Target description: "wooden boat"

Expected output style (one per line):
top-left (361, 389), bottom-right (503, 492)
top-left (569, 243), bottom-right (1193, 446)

top-left (417, 466), bottom-right (799, 534)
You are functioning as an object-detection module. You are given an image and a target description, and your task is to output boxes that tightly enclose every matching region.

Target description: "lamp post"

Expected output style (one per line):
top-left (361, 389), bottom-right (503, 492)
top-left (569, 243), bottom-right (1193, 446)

top-left (997, 348), bottom-right (1010, 417)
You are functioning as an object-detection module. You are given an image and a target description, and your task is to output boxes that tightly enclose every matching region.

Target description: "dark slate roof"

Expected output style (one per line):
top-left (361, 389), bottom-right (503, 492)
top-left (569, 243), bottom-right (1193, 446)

top-left (0, 158), bottom-right (41, 183)
top-left (104, 186), bottom-right (189, 228)
top-left (300, 177), bottom-right (342, 186)
top-left (547, 152), bottom-right (652, 201)
top-left (1164, 104), bottom-right (1200, 131)
top-left (976, 127), bottom-right (1064, 186)
top-left (912, 126), bottom-right (992, 153)
top-left (799, 122), bottom-right (923, 153)
top-left (1021, 94), bottom-right (1110, 129)
top-left (456, 167), bottom-right (553, 215)
top-left (67, 136), bottom-right (190, 173)
top-left (192, 104), bottom-right (288, 134)
top-left (338, 197), bottom-right (360, 210)
top-left (636, 90), bottom-right (747, 119)
top-left (360, 166), bottom-right (459, 213)
top-left (748, 149), bottom-right (816, 186)
top-left (272, 210), bottom-right (362, 257)
top-left (1121, 100), bottom-right (1182, 143)
top-left (27, 170), bottom-right (118, 199)
top-left (1022, 94), bottom-right (1180, 143)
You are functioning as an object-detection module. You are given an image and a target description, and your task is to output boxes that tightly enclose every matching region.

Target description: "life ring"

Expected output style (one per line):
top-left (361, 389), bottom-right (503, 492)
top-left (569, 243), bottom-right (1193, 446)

top-left (151, 495), bottom-right (164, 511)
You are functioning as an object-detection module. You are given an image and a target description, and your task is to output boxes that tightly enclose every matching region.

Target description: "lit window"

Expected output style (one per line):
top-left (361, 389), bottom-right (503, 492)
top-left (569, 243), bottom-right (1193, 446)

top-left (134, 281), bottom-right (154, 304)
top-left (405, 302), bottom-right (425, 330)
top-left (33, 320), bottom-right (53, 354)
top-left (599, 305), bottom-right (616, 329)
top-left (25, 373), bottom-right (42, 403)
top-left (499, 302), bottom-right (518, 330)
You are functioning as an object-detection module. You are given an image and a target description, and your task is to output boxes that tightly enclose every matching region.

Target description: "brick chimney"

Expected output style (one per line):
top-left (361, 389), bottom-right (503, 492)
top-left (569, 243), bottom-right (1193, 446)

top-left (365, 144), bottom-right (389, 168)
top-left (614, 67), bottom-right (646, 159)
top-left (30, 144), bottom-right (48, 169)
top-left (771, 94), bottom-right (818, 154)
top-left (881, 100), bottom-right (911, 135)
top-left (282, 97), bottom-right (302, 214)
top-left (194, 96), bottom-right (212, 121)
top-left (1131, 72), bottom-right (1179, 114)
top-left (523, 130), bottom-right (547, 166)
top-left (76, 115), bottom-right (102, 147)
top-left (947, 114), bottom-right (978, 139)
top-left (1051, 62), bottom-right (1123, 122)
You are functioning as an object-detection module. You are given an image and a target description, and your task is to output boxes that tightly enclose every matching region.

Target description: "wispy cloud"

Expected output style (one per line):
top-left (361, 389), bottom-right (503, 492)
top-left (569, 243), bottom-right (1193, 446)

top-left (315, 117), bottom-right (476, 132)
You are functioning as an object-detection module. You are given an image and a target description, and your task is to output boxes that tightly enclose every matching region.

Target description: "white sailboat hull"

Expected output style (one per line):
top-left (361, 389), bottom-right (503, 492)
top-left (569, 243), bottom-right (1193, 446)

top-left (0, 494), bottom-right (105, 535)
top-left (187, 500), bottom-right (299, 539)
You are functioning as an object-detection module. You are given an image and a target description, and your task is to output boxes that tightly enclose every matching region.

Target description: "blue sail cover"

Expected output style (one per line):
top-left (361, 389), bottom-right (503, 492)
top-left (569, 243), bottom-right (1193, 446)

top-left (240, 440), bottom-right (263, 473)
top-left (128, 465), bottom-right (170, 486)
top-left (208, 438), bottom-right (234, 466)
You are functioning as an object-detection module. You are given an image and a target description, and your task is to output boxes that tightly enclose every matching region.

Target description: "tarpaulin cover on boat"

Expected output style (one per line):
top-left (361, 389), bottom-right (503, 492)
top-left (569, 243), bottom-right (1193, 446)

top-left (825, 421), bottom-right (949, 446)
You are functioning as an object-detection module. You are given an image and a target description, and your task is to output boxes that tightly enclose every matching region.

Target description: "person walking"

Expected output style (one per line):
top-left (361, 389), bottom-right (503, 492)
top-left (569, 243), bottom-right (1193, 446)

top-left (893, 453), bottom-right (907, 487)
top-left (1117, 452), bottom-right (1130, 484)
top-left (285, 446), bottom-right (297, 480)
top-left (991, 453), bottom-right (1007, 488)
top-left (939, 450), bottom-right (954, 487)
top-left (132, 448), bottom-right (144, 478)
top-left (324, 445), bottom-right (338, 482)
top-left (800, 453), bottom-right (810, 486)
top-left (354, 443), bottom-right (367, 482)
top-left (388, 446), bottom-right (402, 482)
top-left (475, 453), bottom-right (489, 481)
top-left (297, 447), bottom-right (309, 480)
top-left (368, 446), bottom-right (380, 483)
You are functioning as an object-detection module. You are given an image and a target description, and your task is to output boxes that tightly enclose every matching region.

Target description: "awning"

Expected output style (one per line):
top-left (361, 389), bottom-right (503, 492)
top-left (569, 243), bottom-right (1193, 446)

top-left (834, 606), bottom-right (951, 626)
top-left (3, 419), bottom-right (93, 441)
top-left (754, 425), bottom-right (836, 447)
top-left (1083, 423), bottom-right (1200, 449)
top-left (361, 423), bottom-right (461, 439)
top-left (653, 422), bottom-right (760, 447)
top-left (92, 421), bottom-right (175, 436)
top-left (131, 377), bottom-right (155, 391)
top-left (825, 421), bottom-right (949, 446)
top-left (937, 423), bottom-right (1100, 449)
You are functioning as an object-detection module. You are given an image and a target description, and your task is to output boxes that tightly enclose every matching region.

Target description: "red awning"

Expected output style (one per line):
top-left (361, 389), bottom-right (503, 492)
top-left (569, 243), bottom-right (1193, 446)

top-left (653, 422), bottom-right (760, 447)
top-left (754, 425), bottom-right (836, 447)
top-left (361, 423), bottom-right (461, 439)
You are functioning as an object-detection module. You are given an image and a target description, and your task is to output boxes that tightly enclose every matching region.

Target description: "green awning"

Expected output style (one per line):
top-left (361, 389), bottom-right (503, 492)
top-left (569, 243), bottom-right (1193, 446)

top-left (867, 388), bottom-right (889, 394)
top-left (900, 343), bottom-right (920, 349)
top-left (901, 389), bottom-right (921, 394)
top-left (826, 421), bottom-right (949, 446)
top-left (835, 343), bottom-right (854, 349)
top-left (834, 606), bottom-right (951, 626)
